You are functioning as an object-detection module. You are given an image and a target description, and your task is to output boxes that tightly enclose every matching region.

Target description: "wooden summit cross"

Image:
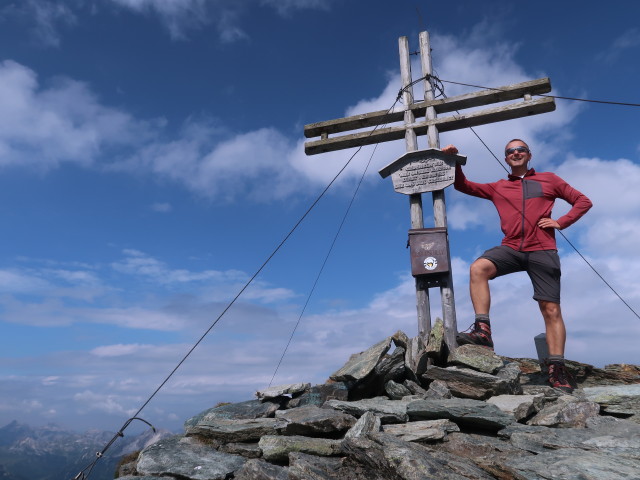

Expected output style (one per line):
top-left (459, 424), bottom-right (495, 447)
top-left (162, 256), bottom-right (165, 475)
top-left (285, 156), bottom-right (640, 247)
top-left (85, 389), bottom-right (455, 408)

top-left (304, 31), bottom-right (556, 350)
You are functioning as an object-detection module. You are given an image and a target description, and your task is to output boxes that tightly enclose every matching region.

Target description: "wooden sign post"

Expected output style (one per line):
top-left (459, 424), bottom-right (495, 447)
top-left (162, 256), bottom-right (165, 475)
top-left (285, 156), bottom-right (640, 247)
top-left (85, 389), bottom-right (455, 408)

top-left (304, 31), bottom-right (555, 351)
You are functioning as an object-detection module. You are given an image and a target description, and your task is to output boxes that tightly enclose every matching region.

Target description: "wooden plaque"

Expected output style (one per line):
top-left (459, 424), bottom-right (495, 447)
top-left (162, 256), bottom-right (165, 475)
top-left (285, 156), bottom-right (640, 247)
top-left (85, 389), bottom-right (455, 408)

top-left (379, 148), bottom-right (466, 195)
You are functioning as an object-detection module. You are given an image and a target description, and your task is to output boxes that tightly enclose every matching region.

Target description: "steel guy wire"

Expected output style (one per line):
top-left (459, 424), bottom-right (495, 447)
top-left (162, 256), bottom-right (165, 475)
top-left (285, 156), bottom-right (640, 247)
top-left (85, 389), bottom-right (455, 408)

top-left (429, 74), bottom-right (640, 108)
top-left (73, 94), bottom-right (403, 480)
top-left (267, 127), bottom-right (390, 388)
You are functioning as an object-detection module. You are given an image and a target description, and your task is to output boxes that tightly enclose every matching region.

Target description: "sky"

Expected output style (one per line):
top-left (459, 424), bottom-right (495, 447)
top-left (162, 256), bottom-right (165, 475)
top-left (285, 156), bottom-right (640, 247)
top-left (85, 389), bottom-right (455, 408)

top-left (0, 0), bottom-right (639, 436)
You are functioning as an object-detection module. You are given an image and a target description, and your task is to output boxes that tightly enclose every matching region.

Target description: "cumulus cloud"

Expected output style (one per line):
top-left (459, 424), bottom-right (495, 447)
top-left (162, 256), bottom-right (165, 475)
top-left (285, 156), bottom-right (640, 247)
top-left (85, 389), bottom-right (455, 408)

top-left (0, 28), bottom-right (582, 202)
top-left (0, 60), bottom-right (154, 170)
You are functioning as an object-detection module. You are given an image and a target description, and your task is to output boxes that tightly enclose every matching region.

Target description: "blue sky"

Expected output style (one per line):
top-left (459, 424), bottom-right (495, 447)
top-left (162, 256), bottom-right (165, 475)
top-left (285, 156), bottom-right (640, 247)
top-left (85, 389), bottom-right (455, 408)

top-left (0, 0), bottom-right (639, 434)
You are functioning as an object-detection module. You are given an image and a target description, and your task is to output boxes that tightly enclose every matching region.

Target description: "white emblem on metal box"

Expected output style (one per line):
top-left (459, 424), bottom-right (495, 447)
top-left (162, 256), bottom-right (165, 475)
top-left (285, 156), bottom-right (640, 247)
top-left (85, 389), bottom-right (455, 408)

top-left (423, 257), bottom-right (437, 270)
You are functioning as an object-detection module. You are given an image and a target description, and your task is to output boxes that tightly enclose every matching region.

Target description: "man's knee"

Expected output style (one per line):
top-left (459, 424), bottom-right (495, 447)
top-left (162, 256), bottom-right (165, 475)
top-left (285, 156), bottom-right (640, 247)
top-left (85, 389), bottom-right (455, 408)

top-left (539, 300), bottom-right (562, 320)
top-left (470, 258), bottom-right (497, 280)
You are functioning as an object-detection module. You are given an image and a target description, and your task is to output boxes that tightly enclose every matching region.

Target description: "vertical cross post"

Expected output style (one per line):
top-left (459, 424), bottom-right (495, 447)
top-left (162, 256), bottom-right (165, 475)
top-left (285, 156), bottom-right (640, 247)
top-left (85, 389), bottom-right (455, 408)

top-left (398, 37), bottom-right (431, 338)
top-left (419, 31), bottom-right (458, 349)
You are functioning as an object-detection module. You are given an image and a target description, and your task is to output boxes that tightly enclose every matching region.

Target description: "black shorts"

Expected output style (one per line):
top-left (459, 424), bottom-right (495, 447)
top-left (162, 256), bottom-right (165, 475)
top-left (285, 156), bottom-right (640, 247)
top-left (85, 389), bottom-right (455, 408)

top-left (480, 245), bottom-right (561, 304)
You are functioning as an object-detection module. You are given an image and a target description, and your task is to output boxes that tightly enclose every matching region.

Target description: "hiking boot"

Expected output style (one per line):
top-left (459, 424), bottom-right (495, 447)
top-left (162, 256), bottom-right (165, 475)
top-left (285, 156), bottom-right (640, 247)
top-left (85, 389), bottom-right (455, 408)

top-left (456, 321), bottom-right (494, 349)
top-left (548, 361), bottom-right (574, 393)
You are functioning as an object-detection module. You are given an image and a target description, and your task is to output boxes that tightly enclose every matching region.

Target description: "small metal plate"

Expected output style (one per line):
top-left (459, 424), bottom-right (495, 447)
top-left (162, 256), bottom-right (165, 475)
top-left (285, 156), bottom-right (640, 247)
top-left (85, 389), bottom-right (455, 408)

top-left (409, 228), bottom-right (450, 276)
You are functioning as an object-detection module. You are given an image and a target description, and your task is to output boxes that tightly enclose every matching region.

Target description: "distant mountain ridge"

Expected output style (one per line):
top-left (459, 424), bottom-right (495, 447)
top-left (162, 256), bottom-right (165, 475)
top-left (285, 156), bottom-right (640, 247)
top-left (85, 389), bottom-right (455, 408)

top-left (0, 420), bottom-right (171, 480)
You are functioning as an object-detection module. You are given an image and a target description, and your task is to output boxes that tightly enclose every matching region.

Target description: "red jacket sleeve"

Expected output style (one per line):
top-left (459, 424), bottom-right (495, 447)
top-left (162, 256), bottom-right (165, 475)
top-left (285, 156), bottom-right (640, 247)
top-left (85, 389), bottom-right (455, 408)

top-left (551, 173), bottom-right (593, 229)
top-left (454, 164), bottom-right (497, 200)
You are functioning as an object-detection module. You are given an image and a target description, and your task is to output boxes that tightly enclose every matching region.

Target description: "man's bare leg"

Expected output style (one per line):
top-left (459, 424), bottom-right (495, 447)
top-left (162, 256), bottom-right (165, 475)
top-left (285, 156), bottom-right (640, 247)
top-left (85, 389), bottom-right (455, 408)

top-left (457, 258), bottom-right (498, 349)
top-left (538, 300), bottom-right (566, 356)
top-left (469, 258), bottom-right (497, 314)
top-left (539, 300), bottom-right (573, 392)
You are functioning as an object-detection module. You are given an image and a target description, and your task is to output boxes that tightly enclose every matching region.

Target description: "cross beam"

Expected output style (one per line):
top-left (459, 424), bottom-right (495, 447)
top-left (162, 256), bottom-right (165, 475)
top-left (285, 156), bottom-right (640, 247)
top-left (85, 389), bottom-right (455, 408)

top-left (304, 78), bottom-right (554, 154)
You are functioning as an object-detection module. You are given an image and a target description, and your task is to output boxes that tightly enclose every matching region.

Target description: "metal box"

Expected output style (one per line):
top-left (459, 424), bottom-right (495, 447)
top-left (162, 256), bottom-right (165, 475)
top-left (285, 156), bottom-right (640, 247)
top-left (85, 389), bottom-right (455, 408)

top-left (408, 227), bottom-right (450, 277)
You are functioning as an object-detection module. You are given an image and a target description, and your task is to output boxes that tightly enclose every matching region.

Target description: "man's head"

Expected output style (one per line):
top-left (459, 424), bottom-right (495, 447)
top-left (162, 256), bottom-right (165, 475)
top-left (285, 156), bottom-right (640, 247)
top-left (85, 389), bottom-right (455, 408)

top-left (504, 139), bottom-right (532, 174)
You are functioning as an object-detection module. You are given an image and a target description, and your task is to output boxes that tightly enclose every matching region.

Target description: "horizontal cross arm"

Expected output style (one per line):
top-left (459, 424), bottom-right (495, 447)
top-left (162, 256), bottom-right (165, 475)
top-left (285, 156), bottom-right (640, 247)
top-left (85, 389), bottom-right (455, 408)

top-left (304, 77), bottom-right (552, 139)
top-left (304, 97), bottom-right (555, 155)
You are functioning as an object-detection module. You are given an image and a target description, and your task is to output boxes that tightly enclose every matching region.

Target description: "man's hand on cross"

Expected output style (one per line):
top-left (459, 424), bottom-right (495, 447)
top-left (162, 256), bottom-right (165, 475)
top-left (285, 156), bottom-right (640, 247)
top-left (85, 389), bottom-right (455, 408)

top-left (442, 144), bottom-right (459, 155)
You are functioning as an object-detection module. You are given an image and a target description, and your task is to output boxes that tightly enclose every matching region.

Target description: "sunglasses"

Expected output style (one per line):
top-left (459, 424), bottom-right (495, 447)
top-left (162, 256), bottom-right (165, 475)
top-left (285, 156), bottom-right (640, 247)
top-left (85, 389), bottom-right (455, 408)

top-left (505, 146), bottom-right (530, 155)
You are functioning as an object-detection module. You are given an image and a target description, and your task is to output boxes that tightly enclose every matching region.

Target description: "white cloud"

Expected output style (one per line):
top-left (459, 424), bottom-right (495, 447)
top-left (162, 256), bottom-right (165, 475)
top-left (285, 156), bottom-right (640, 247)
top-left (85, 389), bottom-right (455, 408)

top-left (555, 156), bottom-right (640, 256)
top-left (0, 60), bottom-right (154, 170)
top-left (109, 0), bottom-right (210, 39)
top-left (597, 28), bottom-right (640, 64)
top-left (0, 0), bottom-right (77, 47)
top-left (73, 390), bottom-right (137, 416)
top-left (0, 269), bottom-right (49, 293)
top-left (90, 343), bottom-right (156, 357)
top-left (0, 28), bottom-right (584, 202)
top-left (111, 249), bottom-right (241, 285)
top-left (151, 202), bottom-right (172, 212)
top-left (260, 0), bottom-right (330, 16)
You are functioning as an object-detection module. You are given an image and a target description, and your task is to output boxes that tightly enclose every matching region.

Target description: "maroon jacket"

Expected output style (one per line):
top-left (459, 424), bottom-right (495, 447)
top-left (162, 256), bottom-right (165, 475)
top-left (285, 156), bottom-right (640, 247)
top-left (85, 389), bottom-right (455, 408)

top-left (454, 165), bottom-right (592, 251)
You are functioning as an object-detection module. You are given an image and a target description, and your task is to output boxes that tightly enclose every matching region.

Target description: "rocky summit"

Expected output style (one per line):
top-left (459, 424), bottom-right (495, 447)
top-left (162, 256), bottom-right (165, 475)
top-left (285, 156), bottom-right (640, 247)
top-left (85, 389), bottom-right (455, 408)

top-left (115, 322), bottom-right (640, 480)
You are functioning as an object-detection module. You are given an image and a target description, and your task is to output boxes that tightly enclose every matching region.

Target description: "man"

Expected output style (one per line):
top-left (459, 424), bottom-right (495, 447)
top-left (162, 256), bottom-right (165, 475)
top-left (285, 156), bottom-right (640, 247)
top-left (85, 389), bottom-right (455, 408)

top-left (443, 140), bottom-right (592, 392)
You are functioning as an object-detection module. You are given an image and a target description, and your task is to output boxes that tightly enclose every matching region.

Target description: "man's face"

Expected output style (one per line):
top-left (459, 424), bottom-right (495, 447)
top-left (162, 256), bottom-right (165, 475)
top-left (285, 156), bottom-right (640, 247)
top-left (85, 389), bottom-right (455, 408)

top-left (504, 141), bottom-right (531, 170)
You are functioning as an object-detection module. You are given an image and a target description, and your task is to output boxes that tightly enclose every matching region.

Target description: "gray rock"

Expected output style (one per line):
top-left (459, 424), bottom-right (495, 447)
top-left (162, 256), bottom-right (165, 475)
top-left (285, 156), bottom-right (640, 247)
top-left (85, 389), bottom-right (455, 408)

top-left (186, 417), bottom-right (284, 444)
top-left (391, 330), bottom-right (410, 350)
top-left (496, 361), bottom-right (523, 386)
top-left (448, 344), bottom-right (505, 374)
top-left (343, 433), bottom-right (495, 480)
top-left (527, 395), bottom-right (600, 428)
top-left (503, 415), bottom-right (640, 458)
top-left (375, 347), bottom-right (406, 383)
top-left (288, 452), bottom-right (345, 480)
top-left (325, 397), bottom-right (409, 424)
top-left (583, 384), bottom-right (640, 422)
top-left (521, 384), bottom-right (563, 399)
top-left (403, 378), bottom-right (428, 396)
top-left (184, 399), bottom-right (280, 428)
top-left (422, 363), bottom-right (520, 400)
top-left (118, 477), bottom-right (169, 480)
top-left (256, 383), bottom-right (311, 401)
top-left (350, 347), bottom-right (407, 400)
top-left (487, 394), bottom-right (544, 421)
top-left (337, 436), bottom-right (402, 479)
top-left (136, 435), bottom-right (245, 480)
top-left (506, 448), bottom-right (640, 480)
top-left (233, 458), bottom-right (289, 480)
top-left (344, 411), bottom-right (381, 439)
top-left (275, 405), bottom-right (356, 437)
top-left (287, 382), bottom-right (349, 409)
top-left (407, 398), bottom-right (516, 430)
top-left (384, 379), bottom-right (412, 400)
top-left (433, 430), bottom-right (534, 478)
top-left (382, 419), bottom-right (460, 442)
top-left (330, 337), bottom-right (392, 383)
top-left (426, 317), bottom-right (445, 361)
top-left (406, 335), bottom-right (430, 378)
top-left (259, 435), bottom-right (342, 463)
top-left (423, 379), bottom-right (452, 399)
top-left (218, 442), bottom-right (262, 458)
